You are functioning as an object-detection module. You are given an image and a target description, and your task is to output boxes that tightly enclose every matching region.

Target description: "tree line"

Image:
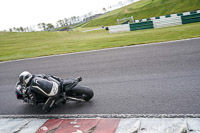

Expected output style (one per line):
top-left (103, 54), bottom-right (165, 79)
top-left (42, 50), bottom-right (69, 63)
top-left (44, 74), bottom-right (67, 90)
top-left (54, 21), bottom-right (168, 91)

top-left (8, 12), bottom-right (104, 32)
top-left (4, 0), bottom-right (136, 32)
top-left (9, 27), bottom-right (35, 32)
top-left (7, 14), bottom-right (96, 32)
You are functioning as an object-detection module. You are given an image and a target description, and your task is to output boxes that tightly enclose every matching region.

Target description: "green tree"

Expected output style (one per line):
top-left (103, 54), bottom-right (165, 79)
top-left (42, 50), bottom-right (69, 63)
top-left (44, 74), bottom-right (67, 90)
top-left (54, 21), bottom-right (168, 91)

top-left (26, 27), bottom-right (29, 32)
top-left (103, 7), bottom-right (107, 13)
top-left (16, 28), bottom-right (20, 32)
top-left (76, 16), bottom-right (81, 22)
top-left (23, 28), bottom-right (27, 32)
top-left (47, 23), bottom-right (54, 30)
top-left (20, 27), bottom-right (24, 32)
top-left (37, 23), bottom-right (46, 31)
top-left (41, 23), bottom-right (46, 31)
top-left (57, 20), bottom-right (64, 27)
top-left (64, 18), bottom-right (69, 26)
top-left (13, 27), bottom-right (16, 32)
top-left (37, 23), bottom-right (43, 31)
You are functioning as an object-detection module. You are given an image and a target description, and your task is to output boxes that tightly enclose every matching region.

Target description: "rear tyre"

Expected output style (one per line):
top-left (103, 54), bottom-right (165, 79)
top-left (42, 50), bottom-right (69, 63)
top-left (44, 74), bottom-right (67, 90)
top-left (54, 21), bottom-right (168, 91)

top-left (67, 85), bottom-right (94, 101)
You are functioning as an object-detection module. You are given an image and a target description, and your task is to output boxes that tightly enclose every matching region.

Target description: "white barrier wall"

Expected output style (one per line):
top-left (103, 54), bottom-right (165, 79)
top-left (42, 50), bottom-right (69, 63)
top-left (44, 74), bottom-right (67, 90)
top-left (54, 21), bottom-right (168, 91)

top-left (109, 10), bottom-right (200, 33)
top-left (109, 24), bottom-right (130, 33)
top-left (153, 16), bottom-right (182, 28)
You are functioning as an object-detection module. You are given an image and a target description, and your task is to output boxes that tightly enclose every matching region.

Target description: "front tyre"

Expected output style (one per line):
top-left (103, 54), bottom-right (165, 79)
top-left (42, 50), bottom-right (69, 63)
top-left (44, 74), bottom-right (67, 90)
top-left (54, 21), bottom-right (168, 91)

top-left (67, 86), bottom-right (94, 101)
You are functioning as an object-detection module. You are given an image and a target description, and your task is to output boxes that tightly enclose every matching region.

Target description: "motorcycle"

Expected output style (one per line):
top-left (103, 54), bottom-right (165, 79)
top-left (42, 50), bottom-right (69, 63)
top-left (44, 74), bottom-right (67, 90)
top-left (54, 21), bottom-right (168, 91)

top-left (14, 76), bottom-right (94, 112)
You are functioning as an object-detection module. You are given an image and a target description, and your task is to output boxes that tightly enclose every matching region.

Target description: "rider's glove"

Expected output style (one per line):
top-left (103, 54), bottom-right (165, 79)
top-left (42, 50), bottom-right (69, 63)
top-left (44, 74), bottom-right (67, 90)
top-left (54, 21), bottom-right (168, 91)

top-left (24, 98), bottom-right (29, 103)
top-left (29, 100), bottom-right (36, 106)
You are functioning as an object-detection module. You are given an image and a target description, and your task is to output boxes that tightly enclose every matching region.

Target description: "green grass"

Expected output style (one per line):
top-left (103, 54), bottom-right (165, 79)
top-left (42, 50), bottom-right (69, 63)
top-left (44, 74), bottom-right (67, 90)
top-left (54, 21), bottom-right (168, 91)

top-left (0, 22), bottom-right (200, 61)
top-left (82, 0), bottom-right (200, 27)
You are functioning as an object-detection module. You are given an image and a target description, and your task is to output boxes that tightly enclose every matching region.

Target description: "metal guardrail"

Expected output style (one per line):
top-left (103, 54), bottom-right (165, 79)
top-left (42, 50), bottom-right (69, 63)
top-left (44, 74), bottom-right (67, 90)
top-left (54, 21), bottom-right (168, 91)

top-left (108, 10), bottom-right (200, 33)
top-left (130, 21), bottom-right (154, 31)
top-left (153, 16), bottom-right (182, 28)
top-left (182, 13), bottom-right (200, 24)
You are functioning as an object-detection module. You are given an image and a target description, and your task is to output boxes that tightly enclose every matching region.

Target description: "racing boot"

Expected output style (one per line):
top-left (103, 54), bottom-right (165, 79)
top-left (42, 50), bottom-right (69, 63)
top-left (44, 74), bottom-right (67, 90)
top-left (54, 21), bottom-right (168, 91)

top-left (42, 97), bottom-right (55, 112)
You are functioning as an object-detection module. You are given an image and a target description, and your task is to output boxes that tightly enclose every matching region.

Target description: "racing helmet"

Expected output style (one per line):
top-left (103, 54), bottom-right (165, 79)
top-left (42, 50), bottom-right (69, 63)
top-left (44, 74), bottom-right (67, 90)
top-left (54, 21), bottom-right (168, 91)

top-left (19, 71), bottom-right (33, 86)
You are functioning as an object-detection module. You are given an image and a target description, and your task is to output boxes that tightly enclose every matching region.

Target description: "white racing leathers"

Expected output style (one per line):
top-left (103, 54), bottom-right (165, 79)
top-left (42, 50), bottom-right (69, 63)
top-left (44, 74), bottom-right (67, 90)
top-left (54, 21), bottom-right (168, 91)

top-left (29, 76), bottom-right (60, 99)
top-left (30, 77), bottom-right (59, 97)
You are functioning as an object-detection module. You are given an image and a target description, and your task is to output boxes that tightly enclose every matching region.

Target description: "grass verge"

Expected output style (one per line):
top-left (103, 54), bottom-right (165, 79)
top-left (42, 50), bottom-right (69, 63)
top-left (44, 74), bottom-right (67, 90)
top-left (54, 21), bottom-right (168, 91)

top-left (0, 22), bottom-right (200, 62)
top-left (82, 0), bottom-right (200, 27)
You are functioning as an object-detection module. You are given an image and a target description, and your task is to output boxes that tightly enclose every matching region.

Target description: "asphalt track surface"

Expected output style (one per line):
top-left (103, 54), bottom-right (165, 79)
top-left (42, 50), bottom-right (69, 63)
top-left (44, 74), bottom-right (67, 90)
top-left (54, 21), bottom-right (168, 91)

top-left (0, 38), bottom-right (200, 115)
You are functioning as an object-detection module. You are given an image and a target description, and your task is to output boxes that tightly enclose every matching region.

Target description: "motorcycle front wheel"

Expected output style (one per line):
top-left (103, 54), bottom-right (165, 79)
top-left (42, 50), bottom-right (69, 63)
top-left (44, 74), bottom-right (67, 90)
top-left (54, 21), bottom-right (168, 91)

top-left (67, 85), bottom-right (94, 101)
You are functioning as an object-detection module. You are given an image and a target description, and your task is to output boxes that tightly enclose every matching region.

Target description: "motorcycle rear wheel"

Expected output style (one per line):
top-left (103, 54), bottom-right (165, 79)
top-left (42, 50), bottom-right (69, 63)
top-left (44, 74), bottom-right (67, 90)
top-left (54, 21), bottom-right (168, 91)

top-left (67, 85), bottom-right (94, 101)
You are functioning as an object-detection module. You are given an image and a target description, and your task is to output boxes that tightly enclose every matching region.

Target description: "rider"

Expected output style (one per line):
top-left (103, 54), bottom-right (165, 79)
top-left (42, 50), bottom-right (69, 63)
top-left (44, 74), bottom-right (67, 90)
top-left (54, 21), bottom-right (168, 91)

top-left (18, 71), bottom-right (61, 112)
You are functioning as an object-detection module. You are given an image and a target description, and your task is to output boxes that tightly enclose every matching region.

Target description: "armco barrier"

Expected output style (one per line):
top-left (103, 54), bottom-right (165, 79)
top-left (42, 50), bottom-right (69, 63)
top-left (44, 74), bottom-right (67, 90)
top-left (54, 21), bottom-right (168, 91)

top-left (109, 24), bottom-right (130, 33)
top-left (181, 13), bottom-right (200, 24)
top-left (153, 16), bottom-right (182, 28)
top-left (109, 10), bottom-right (200, 33)
top-left (129, 21), bottom-right (154, 31)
